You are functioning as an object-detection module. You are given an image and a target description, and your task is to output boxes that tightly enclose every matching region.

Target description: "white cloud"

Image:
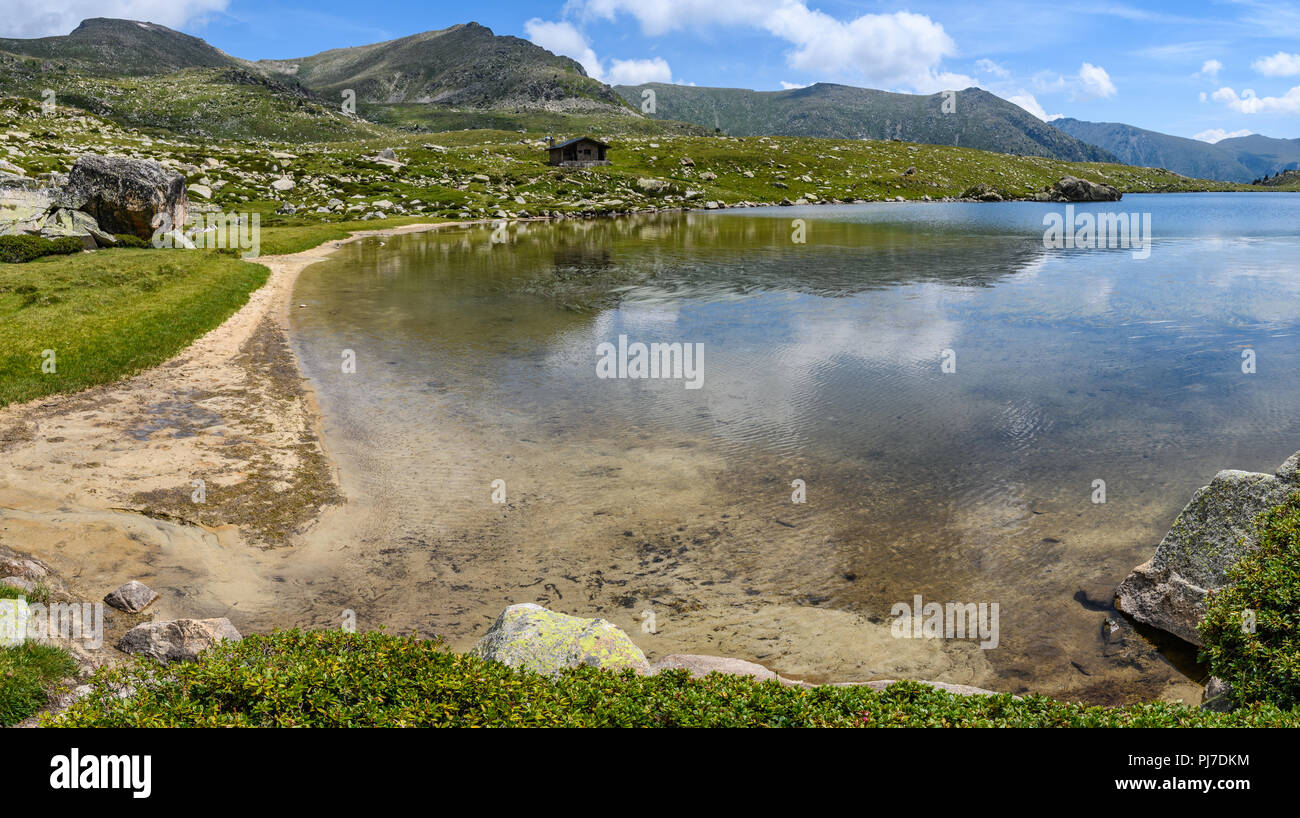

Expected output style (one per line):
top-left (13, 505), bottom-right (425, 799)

top-left (780, 81), bottom-right (809, 89)
top-left (0, 0), bottom-right (228, 38)
top-left (524, 19), bottom-right (603, 78)
top-left (1005, 91), bottom-right (1062, 121)
top-left (1252, 51), bottom-right (1300, 77)
top-left (525, 17), bottom-right (673, 85)
top-left (1077, 62), bottom-right (1117, 98)
top-left (1192, 128), bottom-right (1253, 143)
top-left (1199, 59), bottom-right (1222, 78)
top-left (1211, 85), bottom-right (1300, 113)
top-left (605, 57), bottom-right (673, 86)
top-left (975, 58), bottom-right (1010, 78)
top-left (576, 1), bottom-right (971, 93)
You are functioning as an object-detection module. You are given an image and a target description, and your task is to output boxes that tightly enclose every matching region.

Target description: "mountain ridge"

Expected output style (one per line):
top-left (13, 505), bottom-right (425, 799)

top-left (613, 82), bottom-right (1116, 163)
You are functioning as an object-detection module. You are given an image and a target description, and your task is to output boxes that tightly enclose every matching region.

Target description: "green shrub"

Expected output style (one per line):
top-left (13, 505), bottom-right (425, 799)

top-left (1199, 492), bottom-right (1300, 709)
top-left (111, 233), bottom-right (151, 248)
top-left (0, 234), bottom-right (85, 263)
top-left (49, 629), bottom-right (1300, 728)
top-left (0, 642), bottom-right (78, 726)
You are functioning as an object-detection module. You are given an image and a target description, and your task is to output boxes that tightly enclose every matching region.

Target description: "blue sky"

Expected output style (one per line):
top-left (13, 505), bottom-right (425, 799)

top-left (9, 1), bottom-right (1300, 140)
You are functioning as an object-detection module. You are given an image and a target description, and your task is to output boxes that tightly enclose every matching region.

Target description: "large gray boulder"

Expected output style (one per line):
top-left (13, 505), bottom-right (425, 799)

top-left (117, 618), bottom-right (241, 663)
top-left (1116, 451), bottom-right (1300, 645)
top-left (1047, 176), bottom-right (1121, 202)
top-left (471, 603), bottom-right (650, 676)
top-left (57, 155), bottom-right (187, 239)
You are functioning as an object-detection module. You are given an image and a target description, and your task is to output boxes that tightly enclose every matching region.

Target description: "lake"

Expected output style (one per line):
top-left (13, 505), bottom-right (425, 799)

top-left (290, 193), bottom-right (1300, 702)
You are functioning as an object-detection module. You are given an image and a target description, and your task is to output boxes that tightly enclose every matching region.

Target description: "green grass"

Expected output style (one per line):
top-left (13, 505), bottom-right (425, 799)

top-left (0, 583), bottom-right (51, 604)
top-left (1199, 491), bottom-right (1300, 709)
top-left (1, 641), bottom-right (78, 726)
top-left (0, 248), bottom-right (268, 407)
top-left (48, 629), bottom-right (1300, 727)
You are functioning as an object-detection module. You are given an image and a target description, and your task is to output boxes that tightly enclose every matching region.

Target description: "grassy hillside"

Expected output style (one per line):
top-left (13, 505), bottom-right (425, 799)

top-left (614, 83), bottom-right (1116, 163)
top-left (0, 95), bottom-right (1245, 238)
top-left (260, 22), bottom-right (629, 113)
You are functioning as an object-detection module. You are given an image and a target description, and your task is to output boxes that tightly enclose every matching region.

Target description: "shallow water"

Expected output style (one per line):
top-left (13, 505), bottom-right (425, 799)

top-left (290, 193), bottom-right (1300, 702)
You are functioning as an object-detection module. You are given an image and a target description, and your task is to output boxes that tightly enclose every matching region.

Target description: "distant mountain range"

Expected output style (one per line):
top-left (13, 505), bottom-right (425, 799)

top-left (613, 83), bottom-right (1115, 163)
top-left (0, 17), bottom-right (1292, 182)
top-left (1054, 118), bottom-right (1300, 182)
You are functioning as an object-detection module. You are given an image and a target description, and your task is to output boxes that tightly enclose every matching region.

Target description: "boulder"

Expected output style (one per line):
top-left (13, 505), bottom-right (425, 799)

top-left (57, 155), bottom-right (187, 239)
top-left (651, 654), bottom-right (783, 682)
top-left (34, 207), bottom-right (116, 249)
top-left (271, 176), bottom-right (295, 192)
top-left (117, 618), bottom-right (241, 663)
top-left (1047, 175), bottom-right (1121, 202)
top-left (0, 174), bottom-right (56, 227)
top-left (470, 603), bottom-right (650, 676)
top-left (103, 580), bottom-right (159, 614)
top-left (1116, 451), bottom-right (1300, 645)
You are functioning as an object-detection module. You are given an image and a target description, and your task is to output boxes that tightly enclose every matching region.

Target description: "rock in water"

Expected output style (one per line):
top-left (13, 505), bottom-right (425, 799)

top-left (58, 155), bottom-right (188, 239)
top-left (117, 618), bottom-right (241, 663)
top-left (471, 603), bottom-right (650, 676)
top-left (103, 580), bottom-right (160, 614)
top-left (1047, 175), bottom-right (1121, 202)
top-left (1116, 451), bottom-right (1300, 645)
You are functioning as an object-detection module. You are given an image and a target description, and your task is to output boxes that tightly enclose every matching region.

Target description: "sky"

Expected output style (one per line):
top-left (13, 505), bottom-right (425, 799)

top-left (6, 1), bottom-right (1300, 141)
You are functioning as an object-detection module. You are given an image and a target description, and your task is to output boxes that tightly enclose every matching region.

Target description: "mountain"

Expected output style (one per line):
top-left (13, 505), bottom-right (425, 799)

top-left (612, 83), bottom-right (1115, 162)
top-left (0, 18), bottom-right (242, 76)
top-left (1053, 119), bottom-right (1300, 182)
top-left (1215, 133), bottom-right (1300, 180)
top-left (260, 22), bottom-right (629, 112)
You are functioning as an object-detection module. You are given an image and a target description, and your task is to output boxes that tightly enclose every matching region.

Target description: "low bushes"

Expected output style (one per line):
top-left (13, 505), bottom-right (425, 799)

top-left (1199, 492), bottom-right (1300, 709)
top-left (0, 234), bottom-right (84, 263)
top-left (50, 628), bottom-right (1300, 727)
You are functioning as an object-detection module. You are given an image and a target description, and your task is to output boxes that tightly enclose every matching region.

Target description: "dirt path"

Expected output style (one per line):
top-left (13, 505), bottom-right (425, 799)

top-left (0, 223), bottom-right (454, 623)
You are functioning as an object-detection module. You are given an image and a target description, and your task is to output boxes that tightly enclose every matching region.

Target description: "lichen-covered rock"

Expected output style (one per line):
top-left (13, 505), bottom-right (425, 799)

top-left (1116, 451), bottom-right (1300, 645)
top-left (57, 155), bottom-right (187, 239)
top-left (103, 580), bottom-right (159, 614)
top-left (471, 603), bottom-right (650, 676)
top-left (117, 618), bottom-right (241, 663)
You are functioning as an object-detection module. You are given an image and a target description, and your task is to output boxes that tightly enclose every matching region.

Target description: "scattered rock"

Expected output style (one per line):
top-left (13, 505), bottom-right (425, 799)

top-left (470, 603), bottom-right (650, 676)
top-left (271, 176), bottom-right (295, 192)
top-left (651, 654), bottom-right (782, 682)
top-left (1202, 677), bottom-right (1234, 712)
top-left (1047, 175), bottom-right (1121, 202)
top-left (103, 580), bottom-right (159, 614)
top-left (187, 183), bottom-right (212, 199)
top-left (117, 618), bottom-right (242, 663)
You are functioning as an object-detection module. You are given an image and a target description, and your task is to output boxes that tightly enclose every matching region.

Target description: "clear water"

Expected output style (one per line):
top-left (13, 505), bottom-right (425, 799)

top-left (291, 193), bottom-right (1300, 701)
